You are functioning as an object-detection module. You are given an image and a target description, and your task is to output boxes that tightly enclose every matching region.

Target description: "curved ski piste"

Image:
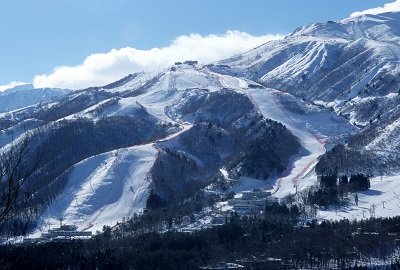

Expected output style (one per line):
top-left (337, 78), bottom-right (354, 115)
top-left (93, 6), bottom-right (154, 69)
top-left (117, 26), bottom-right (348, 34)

top-left (246, 88), bottom-right (355, 198)
top-left (37, 144), bottom-right (158, 233)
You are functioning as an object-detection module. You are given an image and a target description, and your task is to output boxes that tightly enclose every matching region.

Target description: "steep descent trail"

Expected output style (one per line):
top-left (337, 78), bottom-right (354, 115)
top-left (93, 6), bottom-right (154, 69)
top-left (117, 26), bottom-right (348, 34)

top-left (82, 123), bottom-right (192, 231)
top-left (79, 144), bottom-right (159, 232)
top-left (247, 88), bottom-right (327, 198)
top-left (36, 143), bottom-right (160, 234)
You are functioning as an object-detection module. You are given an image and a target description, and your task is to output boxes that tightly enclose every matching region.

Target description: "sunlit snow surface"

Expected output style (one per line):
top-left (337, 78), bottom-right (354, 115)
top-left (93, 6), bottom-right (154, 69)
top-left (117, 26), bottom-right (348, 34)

top-left (37, 144), bottom-right (158, 233)
top-left (319, 175), bottom-right (400, 221)
top-left (247, 88), bottom-right (356, 198)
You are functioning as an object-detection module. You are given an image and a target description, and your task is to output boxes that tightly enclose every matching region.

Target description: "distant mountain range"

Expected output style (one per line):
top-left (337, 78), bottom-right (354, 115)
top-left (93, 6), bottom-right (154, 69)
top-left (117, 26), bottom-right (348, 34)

top-left (0, 83), bottom-right (69, 113)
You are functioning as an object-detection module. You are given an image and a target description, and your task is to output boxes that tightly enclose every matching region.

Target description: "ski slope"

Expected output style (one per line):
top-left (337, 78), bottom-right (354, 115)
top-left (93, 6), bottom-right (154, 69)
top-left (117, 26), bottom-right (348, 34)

top-left (34, 67), bottom-right (214, 233)
top-left (66, 65), bottom-right (248, 122)
top-left (319, 175), bottom-right (400, 221)
top-left (247, 88), bottom-right (356, 198)
top-left (37, 144), bottom-right (158, 233)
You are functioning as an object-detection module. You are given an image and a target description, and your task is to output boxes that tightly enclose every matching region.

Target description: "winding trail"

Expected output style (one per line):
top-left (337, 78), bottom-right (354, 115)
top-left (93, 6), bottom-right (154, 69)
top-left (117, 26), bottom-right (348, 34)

top-left (247, 88), bottom-right (326, 198)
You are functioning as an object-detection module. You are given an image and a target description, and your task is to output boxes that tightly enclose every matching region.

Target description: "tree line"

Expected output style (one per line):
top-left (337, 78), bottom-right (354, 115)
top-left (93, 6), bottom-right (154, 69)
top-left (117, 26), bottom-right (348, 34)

top-left (3, 213), bottom-right (400, 269)
top-left (306, 173), bottom-right (370, 208)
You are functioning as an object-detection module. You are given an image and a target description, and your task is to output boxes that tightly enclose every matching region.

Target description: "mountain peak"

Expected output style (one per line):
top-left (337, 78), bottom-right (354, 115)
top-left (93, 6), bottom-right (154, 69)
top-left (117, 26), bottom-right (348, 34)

top-left (289, 11), bottom-right (400, 45)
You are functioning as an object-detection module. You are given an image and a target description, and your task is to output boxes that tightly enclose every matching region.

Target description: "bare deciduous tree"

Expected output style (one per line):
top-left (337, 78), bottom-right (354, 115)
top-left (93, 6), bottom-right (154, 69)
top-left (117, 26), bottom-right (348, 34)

top-left (0, 134), bottom-right (41, 224)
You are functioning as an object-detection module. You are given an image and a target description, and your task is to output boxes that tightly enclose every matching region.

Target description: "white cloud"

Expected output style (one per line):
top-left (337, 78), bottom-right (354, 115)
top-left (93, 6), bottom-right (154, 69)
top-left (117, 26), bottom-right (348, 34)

top-left (0, 81), bottom-right (29, 92)
top-left (351, 0), bottom-right (400, 17)
top-left (33, 31), bottom-right (283, 90)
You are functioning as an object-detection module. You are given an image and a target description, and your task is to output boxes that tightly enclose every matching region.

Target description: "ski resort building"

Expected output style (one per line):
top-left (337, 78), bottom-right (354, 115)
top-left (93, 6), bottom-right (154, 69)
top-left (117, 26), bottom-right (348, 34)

top-left (199, 262), bottom-right (244, 269)
top-left (184, 60), bottom-right (198, 65)
top-left (41, 224), bottom-right (92, 239)
top-left (228, 189), bottom-right (271, 213)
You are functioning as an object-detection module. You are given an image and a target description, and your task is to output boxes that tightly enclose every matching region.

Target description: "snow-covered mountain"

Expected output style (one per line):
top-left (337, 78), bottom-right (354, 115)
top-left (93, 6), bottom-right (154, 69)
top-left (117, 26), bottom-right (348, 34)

top-left (291, 13), bottom-right (400, 43)
top-left (0, 65), bottom-right (309, 232)
top-left (4, 11), bottom-right (400, 233)
top-left (217, 12), bottom-right (400, 175)
top-left (0, 83), bottom-right (69, 113)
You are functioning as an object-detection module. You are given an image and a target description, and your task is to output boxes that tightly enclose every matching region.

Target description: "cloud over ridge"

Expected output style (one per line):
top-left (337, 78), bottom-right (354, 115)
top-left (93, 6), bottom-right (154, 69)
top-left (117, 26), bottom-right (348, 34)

top-left (0, 82), bottom-right (29, 92)
top-left (33, 31), bottom-right (283, 90)
top-left (351, 0), bottom-right (400, 17)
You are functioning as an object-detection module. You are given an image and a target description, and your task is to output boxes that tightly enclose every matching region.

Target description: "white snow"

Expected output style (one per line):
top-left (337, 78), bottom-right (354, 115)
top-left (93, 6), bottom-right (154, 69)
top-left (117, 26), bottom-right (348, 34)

top-left (319, 175), bottom-right (400, 221)
top-left (246, 88), bottom-right (355, 198)
top-left (231, 177), bottom-right (273, 194)
top-left (67, 66), bottom-right (247, 122)
top-left (29, 65), bottom-right (243, 234)
top-left (368, 117), bottom-right (400, 150)
top-left (36, 144), bottom-right (158, 233)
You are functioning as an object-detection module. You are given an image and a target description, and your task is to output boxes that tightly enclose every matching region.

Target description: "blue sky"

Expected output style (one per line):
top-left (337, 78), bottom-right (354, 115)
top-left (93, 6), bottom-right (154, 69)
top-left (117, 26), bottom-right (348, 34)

top-left (0, 0), bottom-right (391, 88)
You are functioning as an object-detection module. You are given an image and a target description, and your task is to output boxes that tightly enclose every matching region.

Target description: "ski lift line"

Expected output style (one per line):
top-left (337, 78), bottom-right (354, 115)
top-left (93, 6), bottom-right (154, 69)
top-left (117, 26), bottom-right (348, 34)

top-left (271, 90), bottom-right (300, 127)
top-left (272, 155), bottom-right (320, 196)
top-left (199, 67), bottom-right (225, 89)
top-left (303, 161), bottom-right (319, 179)
top-left (167, 69), bottom-right (184, 91)
top-left (271, 178), bottom-right (283, 195)
top-left (270, 89), bottom-right (327, 181)
top-left (139, 148), bottom-right (160, 186)
top-left (83, 157), bottom-right (126, 228)
top-left (245, 93), bottom-right (263, 116)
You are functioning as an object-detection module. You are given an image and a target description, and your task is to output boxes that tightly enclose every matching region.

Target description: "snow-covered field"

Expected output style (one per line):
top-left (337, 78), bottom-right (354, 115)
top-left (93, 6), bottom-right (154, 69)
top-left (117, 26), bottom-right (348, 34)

top-left (319, 175), bottom-right (400, 221)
